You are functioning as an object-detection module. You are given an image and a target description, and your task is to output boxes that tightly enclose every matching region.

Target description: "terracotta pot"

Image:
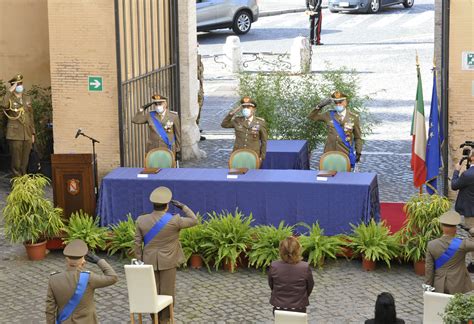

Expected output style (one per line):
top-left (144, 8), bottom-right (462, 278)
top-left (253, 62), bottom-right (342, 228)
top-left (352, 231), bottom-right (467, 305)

top-left (190, 254), bottom-right (203, 269)
top-left (337, 246), bottom-right (354, 258)
top-left (414, 259), bottom-right (426, 276)
top-left (46, 237), bottom-right (65, 250)
top-left (237, 252), bottom-right (249, 268)
top-left (223, 259), bottom-right (237, 272)
top-left (24, 241), bottom-right (47, 261)
top-left (362, 257), bottom-right (376, 271)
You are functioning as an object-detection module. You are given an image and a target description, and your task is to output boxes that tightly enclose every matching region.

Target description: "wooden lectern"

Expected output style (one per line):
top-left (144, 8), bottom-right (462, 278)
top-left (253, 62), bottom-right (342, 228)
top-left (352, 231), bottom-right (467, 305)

top-left (52, 154), bottom-right (96, 219)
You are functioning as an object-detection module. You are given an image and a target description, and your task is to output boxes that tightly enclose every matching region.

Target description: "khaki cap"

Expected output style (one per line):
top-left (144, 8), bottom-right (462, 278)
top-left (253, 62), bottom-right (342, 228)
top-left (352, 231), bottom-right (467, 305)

top-left (151, 94), bottom-right (167, 102)
top-left (439, 211), bottom-right (461, 226)
top-left (331, 91), bottom-right (347, 103)
top-left (63, 239), bottom-right (88, 257)
top-left (240, 96), bottom-right (257, 108)
top-left (8, 74), bottom-right (23, 85)
top-left (150, 186), bottom-right (172, 204)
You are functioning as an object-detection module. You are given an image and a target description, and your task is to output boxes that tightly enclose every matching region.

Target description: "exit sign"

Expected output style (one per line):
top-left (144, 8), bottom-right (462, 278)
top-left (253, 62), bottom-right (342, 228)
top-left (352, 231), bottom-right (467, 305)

top-left (88, 76), bottom-right (103, 91)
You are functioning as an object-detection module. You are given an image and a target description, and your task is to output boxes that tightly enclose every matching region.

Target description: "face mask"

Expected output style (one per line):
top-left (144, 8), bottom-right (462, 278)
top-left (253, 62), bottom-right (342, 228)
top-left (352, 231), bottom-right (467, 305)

top-left (155, 104), bottom-right (164, 114)
top-left (335, 105), bottom-right (345, 113)
top-left (242, 108), bottom-right (251, 118)
top-left (15, 85), bottom-right (24, 94)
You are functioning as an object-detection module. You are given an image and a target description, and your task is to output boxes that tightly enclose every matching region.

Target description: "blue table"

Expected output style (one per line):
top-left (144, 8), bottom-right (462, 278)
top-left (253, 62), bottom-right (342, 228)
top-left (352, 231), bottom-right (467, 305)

top-left (97, 168), bottom-right (380, 235)
top-left (263, 140), bottom-right (310, 170)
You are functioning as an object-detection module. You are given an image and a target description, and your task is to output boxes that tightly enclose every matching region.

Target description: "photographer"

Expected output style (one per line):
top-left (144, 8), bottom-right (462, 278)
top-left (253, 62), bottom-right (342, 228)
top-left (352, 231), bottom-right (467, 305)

top-left (451, 151), bottom-right (474, 230)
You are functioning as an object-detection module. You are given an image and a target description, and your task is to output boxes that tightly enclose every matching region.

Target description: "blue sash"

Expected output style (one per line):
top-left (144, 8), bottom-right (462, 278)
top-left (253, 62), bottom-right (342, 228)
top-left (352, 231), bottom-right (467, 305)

top-left (434, 238), bottom-right (462, 270)
top-left (56, 272), bottom-right (90, 324)
top-left (150, 111), bottom-right (175, 150)
top-left (330, 111), bottom-right (356, 167)
top-left (144, 213), bottom-right (173, 246)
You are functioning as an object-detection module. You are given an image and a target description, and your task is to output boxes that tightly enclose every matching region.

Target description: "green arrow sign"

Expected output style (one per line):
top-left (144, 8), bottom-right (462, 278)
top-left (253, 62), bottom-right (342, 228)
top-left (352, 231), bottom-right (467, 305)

top-left (88, 76), bottom-right (103, 91)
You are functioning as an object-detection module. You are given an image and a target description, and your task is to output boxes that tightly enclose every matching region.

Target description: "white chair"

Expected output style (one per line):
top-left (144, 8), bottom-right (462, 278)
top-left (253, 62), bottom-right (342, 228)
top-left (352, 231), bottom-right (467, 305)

top-left (124, 265), bottom-right (174, 324)
top-left (423, 291), bottom-right (453, 324)
top-left (274, 310), bottom-right (308, 324)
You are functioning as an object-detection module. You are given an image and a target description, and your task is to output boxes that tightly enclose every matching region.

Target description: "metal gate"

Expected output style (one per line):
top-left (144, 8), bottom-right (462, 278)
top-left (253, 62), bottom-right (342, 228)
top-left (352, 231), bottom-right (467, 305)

top-left (114, 0), bottom-right (180, 167)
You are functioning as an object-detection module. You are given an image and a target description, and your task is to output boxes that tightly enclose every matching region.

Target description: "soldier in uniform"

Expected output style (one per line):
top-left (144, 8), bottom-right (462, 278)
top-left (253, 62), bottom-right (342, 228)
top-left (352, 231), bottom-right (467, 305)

top-left (1, 74), bottom-right (35, 176)
top-left (308, 91), bottom-right (363, 168)
top-left (134, 186), bottom-right (198, 323)
top-left (132, 94), bottom-right (182, 160)
top-left (45, 239), bottom-right (118, 324)
top-left (425, 211), bottom-right (474, 294)
top-left (221, 96), bottom-right (268, 162)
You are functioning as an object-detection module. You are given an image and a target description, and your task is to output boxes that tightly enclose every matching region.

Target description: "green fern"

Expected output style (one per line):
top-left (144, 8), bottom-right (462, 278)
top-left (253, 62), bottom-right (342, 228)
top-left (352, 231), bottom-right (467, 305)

top-left (107, 214), bottom-right (136, 259)
top-left (180, 216), bottom-right (206, 265)
top-left (63, 210), bottom-right (108, 251)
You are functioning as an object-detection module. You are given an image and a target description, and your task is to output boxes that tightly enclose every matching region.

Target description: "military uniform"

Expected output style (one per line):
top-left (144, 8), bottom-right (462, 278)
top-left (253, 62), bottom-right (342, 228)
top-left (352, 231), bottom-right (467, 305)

top-left (221, 97), bottom-right (268, 160)
top-left (1, 74), bottom-right (35, 176)
top-left (308, 92), bottom-right (362, 159)
top-left (45, 240), bottom-right (118, 324)
top-left (132, 95), bottom-right (181, 155)
top-left (425, 211), bottom-right (474, 294)
top-left (134, 187), bottom-right (197, 323)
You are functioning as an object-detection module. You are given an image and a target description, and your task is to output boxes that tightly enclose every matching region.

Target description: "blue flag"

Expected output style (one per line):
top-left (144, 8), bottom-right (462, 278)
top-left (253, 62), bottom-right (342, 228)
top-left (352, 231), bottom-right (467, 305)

top-left (426, 69), bottom-right (442, 194)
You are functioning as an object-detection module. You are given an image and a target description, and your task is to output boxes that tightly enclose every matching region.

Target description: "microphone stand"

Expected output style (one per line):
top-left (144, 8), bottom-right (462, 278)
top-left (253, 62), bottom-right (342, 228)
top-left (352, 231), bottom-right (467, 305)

top-left (78, 132), bottom-right (100, 199)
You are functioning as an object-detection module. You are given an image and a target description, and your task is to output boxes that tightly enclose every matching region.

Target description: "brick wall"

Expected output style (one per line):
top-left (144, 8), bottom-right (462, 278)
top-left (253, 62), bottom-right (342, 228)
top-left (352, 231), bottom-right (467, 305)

top-left (47, 0), bottom-right (120, 178)
top-left (448, 0), bottom-right (474, 198)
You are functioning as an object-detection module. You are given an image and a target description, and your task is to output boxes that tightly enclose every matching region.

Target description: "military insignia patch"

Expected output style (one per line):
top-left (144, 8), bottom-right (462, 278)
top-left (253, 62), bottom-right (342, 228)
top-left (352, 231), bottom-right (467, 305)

top-left (66, 179), bottom-right (81, 196)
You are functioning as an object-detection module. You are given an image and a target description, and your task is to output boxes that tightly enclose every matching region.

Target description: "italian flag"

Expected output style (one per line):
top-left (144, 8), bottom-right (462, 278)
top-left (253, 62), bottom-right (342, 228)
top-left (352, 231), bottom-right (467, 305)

top-left (410, 64), bottom-right (427, 188)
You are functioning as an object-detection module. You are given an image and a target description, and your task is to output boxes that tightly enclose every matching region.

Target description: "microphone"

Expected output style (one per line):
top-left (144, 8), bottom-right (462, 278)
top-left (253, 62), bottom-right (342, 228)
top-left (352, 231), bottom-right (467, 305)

top-left (75, 128), bottom-right (82, 139)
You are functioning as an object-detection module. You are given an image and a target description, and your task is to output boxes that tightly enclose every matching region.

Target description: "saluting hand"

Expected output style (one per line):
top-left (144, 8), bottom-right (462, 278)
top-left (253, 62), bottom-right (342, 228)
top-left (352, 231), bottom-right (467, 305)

top-left (230, 106), bottom-right (242, 115)
top-left (171, 199), bottom-right (185, 210)
top-left (85, 252), bottom-right (101, 264)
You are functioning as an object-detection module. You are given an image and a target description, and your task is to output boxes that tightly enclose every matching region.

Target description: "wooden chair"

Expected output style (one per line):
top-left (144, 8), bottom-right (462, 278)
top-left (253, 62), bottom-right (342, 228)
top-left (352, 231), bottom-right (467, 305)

top-left (423, 291), bottom-right (453, 324)
top-left (228, 149), bottom-right (260, 169)
top-left (145, 148), bottom-right (176, 168)
top-left (274, 310), bottom-right (308, 324)
top-left (319, 151), bottom-right (351, 172)
top-left (124, 264), bottom-right (174, 324)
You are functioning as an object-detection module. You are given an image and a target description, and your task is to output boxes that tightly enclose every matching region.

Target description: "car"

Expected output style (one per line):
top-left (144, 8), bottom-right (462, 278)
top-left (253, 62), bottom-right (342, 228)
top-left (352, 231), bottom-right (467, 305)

top-left (196, 0), bottom-right (259, 35)
top-left (329, 0), bottom-right (414, 14)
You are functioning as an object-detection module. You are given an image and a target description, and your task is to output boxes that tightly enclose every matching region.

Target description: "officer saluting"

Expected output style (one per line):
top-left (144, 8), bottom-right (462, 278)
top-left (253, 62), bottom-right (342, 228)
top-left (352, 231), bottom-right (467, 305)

top-left (221, 96), bottom-right (268, 162)
top-left (425, 211), bottom-right (474, 294)
top-left (45, 239), bottom-right (118, 324)
top-left (132, 94), bottom-right (182, 160)
top-left (1, 74), bottom-right (36, 176)
top-left (308, 91), bottom-right (363, 169)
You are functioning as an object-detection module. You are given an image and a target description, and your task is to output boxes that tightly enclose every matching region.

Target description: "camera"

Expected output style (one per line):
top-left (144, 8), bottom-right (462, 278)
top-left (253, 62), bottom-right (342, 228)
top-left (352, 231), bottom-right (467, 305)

top-left (459, 141), bottom-right (474, 168)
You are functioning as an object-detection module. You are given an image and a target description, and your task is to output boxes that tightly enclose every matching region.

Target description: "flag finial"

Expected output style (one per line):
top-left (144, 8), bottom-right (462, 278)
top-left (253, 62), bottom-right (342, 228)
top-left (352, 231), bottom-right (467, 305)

top-left (416, 50), bottom-right (420, 66)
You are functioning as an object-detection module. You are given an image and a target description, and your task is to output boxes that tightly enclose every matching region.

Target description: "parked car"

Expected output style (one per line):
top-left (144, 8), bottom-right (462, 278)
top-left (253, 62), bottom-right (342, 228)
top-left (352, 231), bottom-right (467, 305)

top-left (196, 0), bottom-right (259, 34)
top-left (329, 0), bottom-right (413, 14)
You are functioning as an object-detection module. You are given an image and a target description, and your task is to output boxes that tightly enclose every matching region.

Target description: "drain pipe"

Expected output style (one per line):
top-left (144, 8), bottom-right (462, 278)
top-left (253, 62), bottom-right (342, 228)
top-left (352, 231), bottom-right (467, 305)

top-left (441, 0), bottom-right (450, 196)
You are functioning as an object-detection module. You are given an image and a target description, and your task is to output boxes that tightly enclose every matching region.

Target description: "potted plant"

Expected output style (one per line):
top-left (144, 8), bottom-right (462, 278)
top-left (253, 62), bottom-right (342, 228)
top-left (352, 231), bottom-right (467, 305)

top-left (3, 174), bottom-right (64, 260)
top-left (402, 194), bottom-right (448, 274)
top-left (442, 293), bottom-right (474, 324)
top-left (201, 210), bottom-right (253, 272)
top-left (247, 221), bottom-right (294, 272)
top-left (348, 219), bottom-right (400, 271)
top-left (63, 210), bottom-right (109, 252)
top-left (107, 214), bottom-right (136, 259)
top-left (180, 217), bottom-right (206, 269)
top-left (299, 222), bottom-right (344, 269)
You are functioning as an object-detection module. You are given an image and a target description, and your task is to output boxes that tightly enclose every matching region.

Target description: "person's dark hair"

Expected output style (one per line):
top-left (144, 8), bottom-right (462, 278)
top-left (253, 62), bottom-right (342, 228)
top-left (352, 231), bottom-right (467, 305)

top-left (373, 292), bottom-right (397, 324)
top-left (153, 203), bottom-right (168, 211)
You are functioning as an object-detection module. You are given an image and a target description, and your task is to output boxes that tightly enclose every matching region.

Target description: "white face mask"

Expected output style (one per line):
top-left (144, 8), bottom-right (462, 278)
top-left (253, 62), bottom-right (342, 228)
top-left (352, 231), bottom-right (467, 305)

top-left (15, 85), bottom-right (24, 94)
top-left (155, 104), bottom-right (165, 114)
top-left (242, 108), bottom-right (252, 118)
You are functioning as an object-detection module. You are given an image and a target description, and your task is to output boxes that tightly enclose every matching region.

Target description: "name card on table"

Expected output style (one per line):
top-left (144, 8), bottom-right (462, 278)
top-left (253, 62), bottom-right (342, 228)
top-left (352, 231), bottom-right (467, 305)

top-left (137, 174), bottom-right (149, 178)
top-left (227, 175), bottom-right (239, 179)
top-left (316, 177), bottom-right (328, 181)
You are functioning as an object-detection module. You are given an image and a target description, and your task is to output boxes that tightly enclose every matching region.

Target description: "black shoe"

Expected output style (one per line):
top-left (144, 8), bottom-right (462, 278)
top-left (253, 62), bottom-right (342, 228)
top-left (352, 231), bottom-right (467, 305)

top-left (316, 42), bottom-right (324, 46)
top-left (200, 136), bottom-right (206, 141)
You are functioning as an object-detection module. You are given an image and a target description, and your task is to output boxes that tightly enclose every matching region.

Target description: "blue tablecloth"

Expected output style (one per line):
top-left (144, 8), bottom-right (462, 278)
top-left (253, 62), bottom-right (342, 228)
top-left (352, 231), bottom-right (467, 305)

top-left (262, 140), bottom-right (310, 170)
top-left (97, 168), bottom-right (380, 235)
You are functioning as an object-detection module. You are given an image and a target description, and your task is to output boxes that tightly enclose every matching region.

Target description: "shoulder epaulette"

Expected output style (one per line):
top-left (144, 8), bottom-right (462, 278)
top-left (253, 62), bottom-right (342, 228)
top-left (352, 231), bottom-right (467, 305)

top-left (50, 271), bottom-right (61, 276)
top-left (169, 111), bottom-right (178, 115)
top-left (256, 117), bottom-right (265, 121)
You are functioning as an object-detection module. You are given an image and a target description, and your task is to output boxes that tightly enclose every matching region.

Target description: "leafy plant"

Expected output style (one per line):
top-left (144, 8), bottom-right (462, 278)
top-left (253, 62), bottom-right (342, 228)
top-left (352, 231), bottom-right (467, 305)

top-left (299, 222), bottom-right (344, 268)
top-left (404, 194), bottom-right (451, 232)
top-left (247, 221), bottom-right (294, 271)
top-left (348, 219), bottom-right (400, 267)
top-left (442, 293), bottom-right (474, 324)
top-left (27, 85), bottom-right (53, 160)
top-left (63, 210), bottom-right (109, 251)
top-left (401, 218), bottom-right (441, 262)
top-left (3, 174), bottom-right (64, 244)
top-left (238, 64), bottom-right (374, 151)
top-left (107, 214), bottom-right (136, 259)
top-left (180, 216), bottom-right (206, 264)
top-left (201, 210), bottom-right (253, 272)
